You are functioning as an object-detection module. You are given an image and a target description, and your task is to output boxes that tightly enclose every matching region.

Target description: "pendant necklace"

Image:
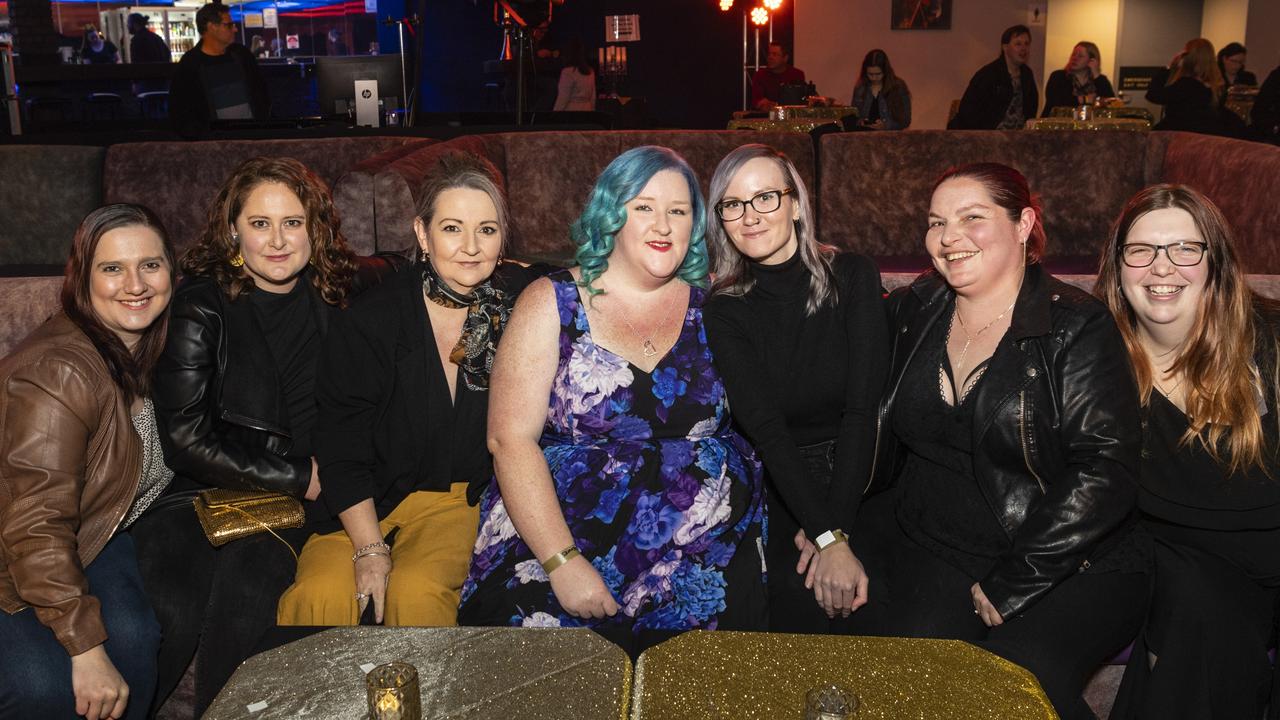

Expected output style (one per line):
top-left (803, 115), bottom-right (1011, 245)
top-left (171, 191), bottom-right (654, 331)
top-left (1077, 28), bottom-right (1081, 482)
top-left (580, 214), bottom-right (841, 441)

top-left (614, 288), bottom-right (680, 358)
top-left (952, 298), bottom-right (1017, 377)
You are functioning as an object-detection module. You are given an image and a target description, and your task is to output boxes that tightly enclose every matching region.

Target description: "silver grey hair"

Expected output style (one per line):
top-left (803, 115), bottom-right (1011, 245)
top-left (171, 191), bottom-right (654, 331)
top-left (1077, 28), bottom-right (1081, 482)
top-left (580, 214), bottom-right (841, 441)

top-left (706, 144), bottom-right (837, 314)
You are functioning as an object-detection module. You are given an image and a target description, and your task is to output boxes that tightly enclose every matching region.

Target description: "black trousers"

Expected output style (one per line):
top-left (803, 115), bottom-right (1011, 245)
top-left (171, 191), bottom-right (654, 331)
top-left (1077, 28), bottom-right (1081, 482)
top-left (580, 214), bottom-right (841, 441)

top-left (765, 440), bottom-right (852, 634)
top-left (1112, 521), bottom-right (1280, 720)
top-left (847, 489), bottom-right (1147, 720)
top-left (131, 501), bottom-right (300, 716)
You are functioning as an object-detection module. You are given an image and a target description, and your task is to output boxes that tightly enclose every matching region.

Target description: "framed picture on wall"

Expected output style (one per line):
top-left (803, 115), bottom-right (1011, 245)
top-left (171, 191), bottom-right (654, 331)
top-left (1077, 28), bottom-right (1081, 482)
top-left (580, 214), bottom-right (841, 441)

top-left (892, 0), bottom-right (951, 29)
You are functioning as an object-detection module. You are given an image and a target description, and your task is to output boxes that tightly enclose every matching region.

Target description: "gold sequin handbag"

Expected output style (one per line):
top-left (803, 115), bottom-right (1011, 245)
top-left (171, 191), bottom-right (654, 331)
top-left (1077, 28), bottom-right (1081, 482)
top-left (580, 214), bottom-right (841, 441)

top-left (192, 489), bottom-right (305, 547)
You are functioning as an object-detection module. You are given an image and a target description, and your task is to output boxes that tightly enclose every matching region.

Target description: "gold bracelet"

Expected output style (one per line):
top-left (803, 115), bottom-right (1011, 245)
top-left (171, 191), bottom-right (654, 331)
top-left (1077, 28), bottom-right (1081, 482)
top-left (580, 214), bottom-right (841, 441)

top-left (540, 544), bottom-right (581, 575)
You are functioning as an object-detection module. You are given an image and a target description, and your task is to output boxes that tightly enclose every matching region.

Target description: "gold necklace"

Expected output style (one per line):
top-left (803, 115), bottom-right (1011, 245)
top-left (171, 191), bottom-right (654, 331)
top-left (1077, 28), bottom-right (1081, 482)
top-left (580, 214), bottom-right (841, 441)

top-left (952, 298), bottom-right (1017, 376)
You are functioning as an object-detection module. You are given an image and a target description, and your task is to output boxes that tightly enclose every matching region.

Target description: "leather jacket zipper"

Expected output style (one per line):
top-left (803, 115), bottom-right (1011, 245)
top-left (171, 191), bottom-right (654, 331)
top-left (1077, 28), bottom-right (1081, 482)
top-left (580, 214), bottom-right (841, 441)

top-left (864, 408), bottom-right (885, 494)
top-left (220, 410), bottom-right (291, 438)
top-left (1020, 390), bottom-right (1046, 494)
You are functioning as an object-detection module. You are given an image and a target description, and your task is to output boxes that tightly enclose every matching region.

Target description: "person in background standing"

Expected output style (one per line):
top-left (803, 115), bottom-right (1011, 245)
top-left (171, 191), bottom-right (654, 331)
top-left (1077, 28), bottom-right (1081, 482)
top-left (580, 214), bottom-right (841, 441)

top-left (168, 3), bottom-right (269, 137)
top-left (127, 14), bottom-right (170, 64)
top-left (80, 27), bottom-right (120, 64)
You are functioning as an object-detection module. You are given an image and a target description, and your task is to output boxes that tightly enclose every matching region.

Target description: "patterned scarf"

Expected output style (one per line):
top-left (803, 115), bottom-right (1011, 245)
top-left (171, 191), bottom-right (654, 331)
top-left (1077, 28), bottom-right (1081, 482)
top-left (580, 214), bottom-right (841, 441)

top-left (421, 257), bottom-right (511, 392)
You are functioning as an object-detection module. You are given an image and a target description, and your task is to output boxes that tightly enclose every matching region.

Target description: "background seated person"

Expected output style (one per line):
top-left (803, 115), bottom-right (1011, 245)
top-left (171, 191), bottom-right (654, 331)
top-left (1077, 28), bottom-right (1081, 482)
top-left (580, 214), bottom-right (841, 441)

top-left (1147, 38), bottom-right (1227, 136)
top-left (1042, 41), bottom-right (1115, 117)
top-left (1218, 42), bottom-right (1257, 88)
top-left (0, 204), bottom-right (174, 720)
top-left (752, 42), bottom-right (806, 111)
top-left (850, 49), bottom-right (912, 130)
top-left (277, 151), bottom-right (541, 627)
top-left (948, 25), bottom-right (1037, 129)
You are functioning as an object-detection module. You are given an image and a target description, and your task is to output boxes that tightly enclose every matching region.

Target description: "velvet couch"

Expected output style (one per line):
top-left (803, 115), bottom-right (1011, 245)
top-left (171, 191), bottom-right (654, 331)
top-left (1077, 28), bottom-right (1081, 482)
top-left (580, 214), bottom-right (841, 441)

top-left (356, 129), bottom-right (1280, 276)
top-left (0, 136), bottom-right (433, 266)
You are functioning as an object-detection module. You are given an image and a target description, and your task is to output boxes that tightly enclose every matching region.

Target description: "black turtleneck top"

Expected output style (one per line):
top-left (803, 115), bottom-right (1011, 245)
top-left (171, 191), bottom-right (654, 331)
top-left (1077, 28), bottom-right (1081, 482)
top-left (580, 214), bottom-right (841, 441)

top-left (704, 251), bottom-right (890, 538)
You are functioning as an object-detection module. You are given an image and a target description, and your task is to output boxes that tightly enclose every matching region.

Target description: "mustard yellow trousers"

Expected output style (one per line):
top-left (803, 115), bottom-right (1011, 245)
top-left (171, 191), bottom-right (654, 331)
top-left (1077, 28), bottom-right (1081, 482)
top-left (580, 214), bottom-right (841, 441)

top-left (276, 483), bottom-right (478, 627)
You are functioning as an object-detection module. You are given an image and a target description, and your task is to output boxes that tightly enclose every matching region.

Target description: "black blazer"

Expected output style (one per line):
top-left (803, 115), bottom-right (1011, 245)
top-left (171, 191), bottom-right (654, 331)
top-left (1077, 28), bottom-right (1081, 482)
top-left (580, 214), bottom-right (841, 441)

top-left (316, 262), bottom-right (543, 518)
top-left (154, 255), bottom-right (407, 500)
top-left (871, 265), bottom-right (1140, 618)
top-left (949, 56), bottom-right (1039, 130)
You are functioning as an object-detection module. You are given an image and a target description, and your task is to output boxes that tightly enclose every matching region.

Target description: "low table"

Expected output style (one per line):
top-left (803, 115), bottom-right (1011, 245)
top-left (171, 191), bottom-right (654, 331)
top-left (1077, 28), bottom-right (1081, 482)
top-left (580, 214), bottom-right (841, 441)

top-left (630, 631), bottom-right (1055, 719)
top-left (205, 627), bottom-right (631, 719)
top-left (1026, 117), bottom-right (1151, 131)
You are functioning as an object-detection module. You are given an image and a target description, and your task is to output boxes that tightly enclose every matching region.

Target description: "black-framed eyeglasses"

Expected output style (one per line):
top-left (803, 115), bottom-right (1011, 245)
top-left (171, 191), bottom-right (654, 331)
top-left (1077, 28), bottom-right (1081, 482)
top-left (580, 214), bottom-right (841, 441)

top-left (714, 188), bottom-right (795, 222)
top-left (1120, 241), bottom-right (1208, 268)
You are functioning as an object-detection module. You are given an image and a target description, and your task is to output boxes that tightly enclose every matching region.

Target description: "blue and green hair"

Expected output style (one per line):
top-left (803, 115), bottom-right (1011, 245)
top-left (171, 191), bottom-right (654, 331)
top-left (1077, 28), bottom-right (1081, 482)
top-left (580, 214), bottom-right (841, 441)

top-left (572, 145), bottom-right (710, 294)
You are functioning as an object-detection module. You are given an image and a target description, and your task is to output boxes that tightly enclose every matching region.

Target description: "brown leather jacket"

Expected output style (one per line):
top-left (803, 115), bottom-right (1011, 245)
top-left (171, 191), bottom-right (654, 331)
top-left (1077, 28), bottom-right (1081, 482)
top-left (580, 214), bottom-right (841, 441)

top-left (0, 314), bottom-right (141, 655)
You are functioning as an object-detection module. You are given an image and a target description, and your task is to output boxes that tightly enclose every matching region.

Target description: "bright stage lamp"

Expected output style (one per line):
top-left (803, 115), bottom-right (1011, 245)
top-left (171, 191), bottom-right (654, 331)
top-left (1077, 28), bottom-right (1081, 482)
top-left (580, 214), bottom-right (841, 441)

top-left (719, 0), bottom-right (733, 10)
top-left (750, 6), bottom-right (769, 25)
top-left (762, 0), bottom-right (782, 9)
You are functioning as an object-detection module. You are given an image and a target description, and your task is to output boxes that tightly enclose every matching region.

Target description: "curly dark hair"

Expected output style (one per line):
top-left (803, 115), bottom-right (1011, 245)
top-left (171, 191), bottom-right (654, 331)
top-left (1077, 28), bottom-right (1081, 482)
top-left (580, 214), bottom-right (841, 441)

top-left (181, 157), bottom-right (357, 306)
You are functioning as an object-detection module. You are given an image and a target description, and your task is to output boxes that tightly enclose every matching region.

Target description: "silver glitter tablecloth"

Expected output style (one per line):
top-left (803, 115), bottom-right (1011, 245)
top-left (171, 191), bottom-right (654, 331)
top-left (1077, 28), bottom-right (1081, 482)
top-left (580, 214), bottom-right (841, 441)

top-left (630, 631), bottom-right (1056, 719)
top-left (205, 627), bottom-right (631, 719)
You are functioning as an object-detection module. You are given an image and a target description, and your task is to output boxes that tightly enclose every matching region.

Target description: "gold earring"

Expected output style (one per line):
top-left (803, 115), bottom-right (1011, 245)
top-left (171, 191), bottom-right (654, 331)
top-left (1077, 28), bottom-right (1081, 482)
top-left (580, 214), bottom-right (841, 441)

top-left (230, 253), bottom-right (244, 267)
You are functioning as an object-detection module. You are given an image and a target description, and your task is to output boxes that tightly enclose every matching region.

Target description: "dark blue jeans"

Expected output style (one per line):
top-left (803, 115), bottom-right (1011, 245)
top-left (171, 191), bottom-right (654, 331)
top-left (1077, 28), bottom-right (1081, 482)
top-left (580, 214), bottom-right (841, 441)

top-left (0, 533), bottom-right (160, 720)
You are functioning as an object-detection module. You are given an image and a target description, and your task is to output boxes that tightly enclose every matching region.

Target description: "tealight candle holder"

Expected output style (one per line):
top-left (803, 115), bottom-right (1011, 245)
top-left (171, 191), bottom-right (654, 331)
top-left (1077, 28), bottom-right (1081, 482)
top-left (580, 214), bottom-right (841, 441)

top-left (803, 683), bottom-right (859, 720)
top-left (366, 662), bottom-right (421, 720)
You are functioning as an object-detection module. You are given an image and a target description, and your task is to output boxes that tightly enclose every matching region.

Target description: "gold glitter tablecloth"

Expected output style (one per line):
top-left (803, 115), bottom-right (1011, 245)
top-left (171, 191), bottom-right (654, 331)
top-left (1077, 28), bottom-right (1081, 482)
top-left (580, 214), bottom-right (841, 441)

top-left (727, 118), bottom-right (843, 133)
top-left (1026, 117), bottom-right (1150, 132)
top-left (204, 627), bottom-right (631, 719)
top-left (630, 631), bottom-right (1056, 720)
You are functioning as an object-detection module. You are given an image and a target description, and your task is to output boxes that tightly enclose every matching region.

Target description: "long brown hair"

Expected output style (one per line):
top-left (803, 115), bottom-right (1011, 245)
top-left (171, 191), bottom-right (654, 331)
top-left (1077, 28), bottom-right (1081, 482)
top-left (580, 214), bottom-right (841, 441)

top-left (855, 49), bottom-right (910, 127)
top-left (1171, 38), bottom-right (1224, 106)
top-left (1096, 184), bottom-right (1267, 474)
top-left (61, 203), bottom-right (177, 403)
top-left (182, 157), bottom-right (357, 306)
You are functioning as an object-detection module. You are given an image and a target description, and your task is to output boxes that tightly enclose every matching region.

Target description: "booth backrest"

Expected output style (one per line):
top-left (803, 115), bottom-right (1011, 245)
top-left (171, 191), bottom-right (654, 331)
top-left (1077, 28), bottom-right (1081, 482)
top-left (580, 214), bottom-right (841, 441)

top-left (0, 276), bottom-right (63, 357)
top-left (1145, 131), bottom-right (1280, 275)
top-left (818, 130), bottom-right (1150, 265)
top-left (0, 146), bottom-right (106, 266)
top-left (102, 137), bottom-right (433, 259)
top-left (369, 131), bottom-right (817, 264)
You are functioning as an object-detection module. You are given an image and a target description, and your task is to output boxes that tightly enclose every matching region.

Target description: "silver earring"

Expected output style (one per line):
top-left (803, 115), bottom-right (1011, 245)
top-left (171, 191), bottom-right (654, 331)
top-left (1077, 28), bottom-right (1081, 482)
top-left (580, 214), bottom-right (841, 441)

top-left (419, 248), bottom-right (428, 263)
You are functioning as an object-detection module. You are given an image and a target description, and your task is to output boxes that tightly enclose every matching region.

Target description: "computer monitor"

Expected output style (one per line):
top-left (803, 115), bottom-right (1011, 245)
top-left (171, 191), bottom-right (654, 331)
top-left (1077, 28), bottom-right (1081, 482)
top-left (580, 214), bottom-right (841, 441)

top-left (315, 55), bottom-right (402, 118)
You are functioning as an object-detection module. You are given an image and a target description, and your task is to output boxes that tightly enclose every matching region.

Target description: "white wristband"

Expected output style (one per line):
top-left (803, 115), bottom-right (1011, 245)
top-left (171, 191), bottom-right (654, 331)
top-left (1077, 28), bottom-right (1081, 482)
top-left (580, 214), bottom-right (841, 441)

top-left (815, 529), bottom-right (848, 551)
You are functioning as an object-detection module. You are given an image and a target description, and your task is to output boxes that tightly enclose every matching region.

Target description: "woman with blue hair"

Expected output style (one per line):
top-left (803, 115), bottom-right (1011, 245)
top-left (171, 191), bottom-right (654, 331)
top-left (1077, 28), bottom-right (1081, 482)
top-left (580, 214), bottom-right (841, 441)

top-left (457, 146), bottom-right (768, 653)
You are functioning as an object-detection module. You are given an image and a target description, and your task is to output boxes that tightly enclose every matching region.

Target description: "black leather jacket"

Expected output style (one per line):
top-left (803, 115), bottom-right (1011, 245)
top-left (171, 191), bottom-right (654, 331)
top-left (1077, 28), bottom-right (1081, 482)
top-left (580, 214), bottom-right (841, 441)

top-left (154, 255), bottom-right (407, 499)
top-left (870, 265), bottom-right (1140, 618)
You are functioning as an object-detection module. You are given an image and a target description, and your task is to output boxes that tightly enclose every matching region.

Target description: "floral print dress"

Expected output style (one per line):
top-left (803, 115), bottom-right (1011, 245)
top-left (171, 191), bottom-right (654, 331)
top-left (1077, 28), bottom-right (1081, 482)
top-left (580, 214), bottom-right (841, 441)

top-left (458, 269), bottom-right (767, 634)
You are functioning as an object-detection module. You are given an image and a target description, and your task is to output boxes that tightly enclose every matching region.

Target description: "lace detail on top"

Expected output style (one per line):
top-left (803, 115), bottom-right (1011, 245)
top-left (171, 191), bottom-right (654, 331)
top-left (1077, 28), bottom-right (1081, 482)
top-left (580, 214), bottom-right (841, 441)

top-left (121, 397), bottom-right (174, 530)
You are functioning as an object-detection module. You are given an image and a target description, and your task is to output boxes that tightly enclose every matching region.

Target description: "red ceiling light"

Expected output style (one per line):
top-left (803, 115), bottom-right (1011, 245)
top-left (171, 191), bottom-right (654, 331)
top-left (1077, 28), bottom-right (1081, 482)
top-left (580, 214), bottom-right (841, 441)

top-left (762, 0), bottom-right (782, 9)
top-left (750, 6), bottom-right (769, 25)
top-left (719, 0), bottom-right (734, 10)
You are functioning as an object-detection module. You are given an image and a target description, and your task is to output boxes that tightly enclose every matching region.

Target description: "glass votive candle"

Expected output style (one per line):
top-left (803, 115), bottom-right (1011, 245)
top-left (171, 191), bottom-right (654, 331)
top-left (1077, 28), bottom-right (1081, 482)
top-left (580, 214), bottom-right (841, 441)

top-left (803, 683), bottom-right (859, 720)
top-left (366, 662), bottom-right (421, 720)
